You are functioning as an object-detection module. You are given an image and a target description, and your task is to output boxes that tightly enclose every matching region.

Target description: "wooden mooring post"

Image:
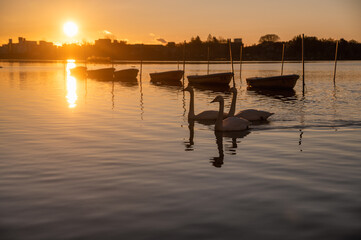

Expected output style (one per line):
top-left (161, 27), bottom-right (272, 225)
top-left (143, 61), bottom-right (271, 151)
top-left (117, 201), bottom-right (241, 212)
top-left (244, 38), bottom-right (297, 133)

top-left (333, 40), bottom-right (339, 86)
top-left (281, 43), bottom-right (285, 75)
top-left (228, 39), bottom-right (235, 87)
top-left (183, 40), bottom-right (186, 85)
top-left (139, 59), bottom-right (143, 82)
top-left (239, 44), bottom-right (243, 83)
top-left (302, 34), bottom-right (305, 95)
top-left (207, 44), bottom-right (210, 75)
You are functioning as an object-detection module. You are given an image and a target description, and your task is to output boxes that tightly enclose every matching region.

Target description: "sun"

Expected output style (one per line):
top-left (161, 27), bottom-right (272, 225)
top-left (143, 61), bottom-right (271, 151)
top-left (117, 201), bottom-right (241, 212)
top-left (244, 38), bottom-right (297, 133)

top-left (63, 21), bottom-right (78, 37)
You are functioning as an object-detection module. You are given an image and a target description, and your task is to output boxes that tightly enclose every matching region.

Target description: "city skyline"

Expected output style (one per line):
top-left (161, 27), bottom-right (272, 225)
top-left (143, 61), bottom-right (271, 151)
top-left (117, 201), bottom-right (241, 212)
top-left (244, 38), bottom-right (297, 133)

top-left (1, 0), bottom-right (360, 46)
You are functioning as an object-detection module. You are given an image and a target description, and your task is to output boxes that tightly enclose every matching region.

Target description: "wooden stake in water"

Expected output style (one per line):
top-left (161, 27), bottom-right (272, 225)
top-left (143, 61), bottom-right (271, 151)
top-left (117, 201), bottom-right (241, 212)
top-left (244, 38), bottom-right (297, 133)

top-left (111, 60), bottom-right (115, 82)
top-left (239, 44), bottom-right (243, 82)
top-left (140, 59), bottom-right (143, 82)
top-left (183, 41), bottom-right (186, 81)
top-left (228, 40), bottom-right (235, 87)
top-left (207, 44), bottom-right (210, 75)
top-left (302, 34), bottom-right (305, 95)
top-left (281, 43), bottom-right (285, 75)
top-left (333, 40), bottom-right (339, 86)
top-left (140, 45), bottom-right (143, 82)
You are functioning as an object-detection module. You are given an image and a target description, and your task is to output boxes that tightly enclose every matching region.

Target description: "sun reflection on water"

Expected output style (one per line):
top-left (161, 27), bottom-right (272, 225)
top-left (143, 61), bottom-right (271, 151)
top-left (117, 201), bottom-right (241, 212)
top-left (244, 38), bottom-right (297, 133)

top-left (66, 60), bottom-right (78, 108)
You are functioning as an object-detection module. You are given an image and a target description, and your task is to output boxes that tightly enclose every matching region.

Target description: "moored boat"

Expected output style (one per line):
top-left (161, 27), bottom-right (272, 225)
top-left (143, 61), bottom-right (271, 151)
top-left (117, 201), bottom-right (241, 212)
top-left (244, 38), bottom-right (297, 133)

top-left (114, 68), bottom-right (139, 80)
top-left (87, 67), bottom-right (115, 79)
top-left (187, 72), bottom-right (233, 85)
top-left (70, 66), bottom-right (87, 78)
top-left (149, 70), bottom-right (184, 82)
top-left (246, 74), bottom-right (299, 89)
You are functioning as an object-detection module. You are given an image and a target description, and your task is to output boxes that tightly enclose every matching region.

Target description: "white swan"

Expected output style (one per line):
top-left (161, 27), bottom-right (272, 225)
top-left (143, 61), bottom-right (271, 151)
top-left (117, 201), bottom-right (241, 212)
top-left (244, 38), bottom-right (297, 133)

top-left (228, 87), bottom-right (274, 121)
top-left (183, 86), bottom-right (227, 120)
top-left (211, 96), bottom-right (250, 131)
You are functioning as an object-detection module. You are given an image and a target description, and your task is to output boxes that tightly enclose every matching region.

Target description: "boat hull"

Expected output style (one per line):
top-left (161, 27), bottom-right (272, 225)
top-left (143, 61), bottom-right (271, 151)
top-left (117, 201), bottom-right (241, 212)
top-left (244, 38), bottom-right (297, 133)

top-left (246, 74), bottom-right (299, 89)
top-left (114, 68), bottom-right (139, 80)
top-left (150, 70), bottom-right (184, 82)
top-left (187, 72), bottom-right (233, 85)
top-left (70, 66), bottom-right (87, 78)
top-left (87, 68), bottom-right (115, 79)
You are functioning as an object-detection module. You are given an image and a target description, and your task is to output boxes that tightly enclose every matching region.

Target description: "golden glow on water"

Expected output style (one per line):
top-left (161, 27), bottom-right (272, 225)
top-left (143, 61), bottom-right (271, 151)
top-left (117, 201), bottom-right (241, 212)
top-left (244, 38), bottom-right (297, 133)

top-left (66, 60), bottom-right (78, 108)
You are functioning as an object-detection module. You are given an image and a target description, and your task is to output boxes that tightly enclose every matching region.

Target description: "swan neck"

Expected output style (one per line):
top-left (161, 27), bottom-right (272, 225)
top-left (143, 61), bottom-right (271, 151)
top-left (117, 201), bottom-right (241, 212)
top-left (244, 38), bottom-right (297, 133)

top-left (228, 90), bottom-right (237, 117)
top-left (215, 99), bottom-right (224, 131)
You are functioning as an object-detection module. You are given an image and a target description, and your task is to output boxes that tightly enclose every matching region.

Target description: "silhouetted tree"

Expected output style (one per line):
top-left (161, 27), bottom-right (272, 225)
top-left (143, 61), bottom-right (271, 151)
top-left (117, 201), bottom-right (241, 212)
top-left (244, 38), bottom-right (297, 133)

top-left (259, 34), bottom-right (280, 43)
top-left (190, 36), bottom-right (202, 45)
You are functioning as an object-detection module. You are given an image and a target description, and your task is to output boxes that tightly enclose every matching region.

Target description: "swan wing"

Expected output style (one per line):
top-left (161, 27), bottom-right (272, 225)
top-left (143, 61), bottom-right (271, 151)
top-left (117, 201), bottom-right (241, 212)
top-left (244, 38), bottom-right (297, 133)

top-left (195, 110), bottom-right (227, 120)
top-left (222, 117), bottom-right (250, 131)
top-left (235, 109), bottom-right (274, 121)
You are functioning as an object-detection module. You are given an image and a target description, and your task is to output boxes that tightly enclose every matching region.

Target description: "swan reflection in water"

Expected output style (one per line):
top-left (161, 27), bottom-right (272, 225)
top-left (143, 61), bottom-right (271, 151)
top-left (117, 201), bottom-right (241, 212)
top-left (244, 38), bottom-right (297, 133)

top-left (211, 130), bottom-right (250, 168)
top-left (184, 120), bottom-right (195, 151)
top-left (184, 120), bottom-right (250, 167)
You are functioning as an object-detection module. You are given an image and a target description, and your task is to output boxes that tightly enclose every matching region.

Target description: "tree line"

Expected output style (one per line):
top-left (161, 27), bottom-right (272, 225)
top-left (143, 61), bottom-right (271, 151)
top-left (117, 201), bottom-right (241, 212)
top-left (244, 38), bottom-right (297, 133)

top-left (1, 34), bottom-right (360, 61)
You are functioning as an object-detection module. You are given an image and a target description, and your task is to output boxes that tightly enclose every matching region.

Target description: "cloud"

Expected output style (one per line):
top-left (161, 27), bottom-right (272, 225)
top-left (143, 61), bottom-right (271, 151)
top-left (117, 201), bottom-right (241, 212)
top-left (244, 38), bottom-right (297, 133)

top-left (149, 33), bottom-right (167, 44)
top-left (156, 38), bottom-right (167, 44)
top-left (102, 30), bottom-right (116, 40)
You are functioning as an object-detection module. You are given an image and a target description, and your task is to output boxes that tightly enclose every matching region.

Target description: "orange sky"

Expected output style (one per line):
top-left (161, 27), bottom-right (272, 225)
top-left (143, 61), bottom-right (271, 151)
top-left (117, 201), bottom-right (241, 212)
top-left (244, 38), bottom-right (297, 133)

top-left (0, 0), bottom-right (360, 45)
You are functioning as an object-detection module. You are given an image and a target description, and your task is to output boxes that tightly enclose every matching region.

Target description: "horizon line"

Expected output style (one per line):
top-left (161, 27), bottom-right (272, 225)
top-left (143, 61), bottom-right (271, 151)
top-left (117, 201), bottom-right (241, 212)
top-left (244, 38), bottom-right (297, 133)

top-left (1, 34), bottom-right (360, 47)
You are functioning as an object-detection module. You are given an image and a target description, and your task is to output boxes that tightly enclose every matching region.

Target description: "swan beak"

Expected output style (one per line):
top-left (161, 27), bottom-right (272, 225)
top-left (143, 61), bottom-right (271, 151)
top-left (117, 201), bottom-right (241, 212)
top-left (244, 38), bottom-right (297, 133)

top-left (210, 99), bottom-right (216, 103)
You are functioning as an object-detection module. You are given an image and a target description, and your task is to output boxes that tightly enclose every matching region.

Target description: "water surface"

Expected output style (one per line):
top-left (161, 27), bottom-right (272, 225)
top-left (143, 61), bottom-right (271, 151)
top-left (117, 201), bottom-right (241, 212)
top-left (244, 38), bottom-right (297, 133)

top-left (0, 61), bottom-right (361, 239)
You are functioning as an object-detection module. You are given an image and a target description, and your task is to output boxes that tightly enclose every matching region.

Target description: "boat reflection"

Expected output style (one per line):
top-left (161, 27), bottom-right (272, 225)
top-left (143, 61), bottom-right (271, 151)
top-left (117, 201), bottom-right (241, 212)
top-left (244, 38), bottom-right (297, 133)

top-left (88, 76), bottom-right (115, 82)
top-left (85, 72), bottom-right (138, 88)
top-left (66, 61), bottom-right (78, 108)
top-left (247, 88), bottom-right (297, 101)
top-left (150, 79), bottom-right (183, 91)
top-left (189, 82), bottom-right (230, 93)
top-left (118, 79), bottom-right (138, 88)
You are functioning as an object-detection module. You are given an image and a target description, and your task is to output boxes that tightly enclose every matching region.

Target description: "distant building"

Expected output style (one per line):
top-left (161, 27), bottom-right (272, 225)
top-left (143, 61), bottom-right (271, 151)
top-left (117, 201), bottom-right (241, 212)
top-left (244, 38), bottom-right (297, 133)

top-left (95, 39), bottom-right (112, 46)
top-left (234, 38), bottom-right (243, 44)
top-left (39, 41), bottom-right (53, 47)
top-left (166, 42), bottom-right (176, 47)
top-left (18, 37), bottom-right (25, 44)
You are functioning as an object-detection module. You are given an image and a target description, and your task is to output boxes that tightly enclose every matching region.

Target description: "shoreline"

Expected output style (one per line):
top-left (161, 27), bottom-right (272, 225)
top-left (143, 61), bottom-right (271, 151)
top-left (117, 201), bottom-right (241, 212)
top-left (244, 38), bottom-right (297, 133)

top-left (1, 59), bottom-right (360, 65)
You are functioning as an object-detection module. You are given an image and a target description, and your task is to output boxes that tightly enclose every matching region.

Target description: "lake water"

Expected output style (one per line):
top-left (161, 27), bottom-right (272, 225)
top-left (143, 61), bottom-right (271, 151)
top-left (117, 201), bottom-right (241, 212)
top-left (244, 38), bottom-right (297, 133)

top-left (0, 61), bottom-right (361, 240)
